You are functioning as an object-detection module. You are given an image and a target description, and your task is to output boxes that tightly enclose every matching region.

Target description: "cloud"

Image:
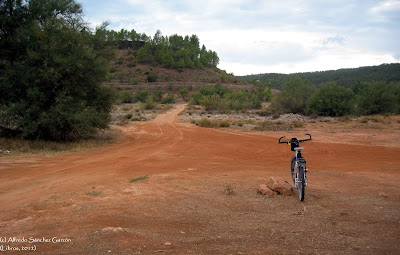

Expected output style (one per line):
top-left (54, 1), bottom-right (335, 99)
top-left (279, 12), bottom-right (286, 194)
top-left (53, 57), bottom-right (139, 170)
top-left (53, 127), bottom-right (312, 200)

top-left (79, 0), bottom-right (400, 74)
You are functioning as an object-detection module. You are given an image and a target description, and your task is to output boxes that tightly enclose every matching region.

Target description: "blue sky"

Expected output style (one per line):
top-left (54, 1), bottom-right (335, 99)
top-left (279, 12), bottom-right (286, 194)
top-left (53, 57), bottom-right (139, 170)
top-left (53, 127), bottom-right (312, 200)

top-left (79, 0), bottom-right (400, 75)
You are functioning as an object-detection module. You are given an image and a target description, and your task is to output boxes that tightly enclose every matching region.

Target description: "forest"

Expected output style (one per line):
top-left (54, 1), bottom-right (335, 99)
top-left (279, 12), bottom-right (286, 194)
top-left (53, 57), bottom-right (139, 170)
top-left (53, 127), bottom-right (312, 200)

top-left (100, 28), bottom-right (219, 70)
top-left (240, 64), bottom-right (400, 90)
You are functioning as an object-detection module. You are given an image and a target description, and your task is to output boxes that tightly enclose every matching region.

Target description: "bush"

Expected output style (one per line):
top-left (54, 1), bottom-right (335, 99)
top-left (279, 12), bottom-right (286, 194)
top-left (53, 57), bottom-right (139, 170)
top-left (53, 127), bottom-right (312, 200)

top-left (131, 78), bottom-right (141, 85)
top-left (141, 98), bottom-right (157, 110)
top-left (146, 73), bottom-right (157, 82)
top-left (120, 91), bottom-right (134, 103)
top-left (161, 95), bottom-right (175, 104)
top-left (307, 82), bottom-right (354, 116)
top-left (134, 90), bottom-right (149, 103)
top-left (270, 77), bottom-right (315, 114)
top-left (356, 81), bottom-right (399, 115)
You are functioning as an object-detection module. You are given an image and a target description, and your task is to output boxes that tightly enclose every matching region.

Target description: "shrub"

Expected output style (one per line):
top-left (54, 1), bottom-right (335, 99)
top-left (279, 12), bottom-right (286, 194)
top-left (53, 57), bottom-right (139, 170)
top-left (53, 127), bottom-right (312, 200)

top-left (146, 73), bottom-right (157, 82)
top-left (198, 118), bottom-right (218, 128)
top-left (120, 91), bottom-right (134, 103)
top-left (134, 90), bottom-right (149, 103)
top-left (307, 82), bottom-right (354, 116)
top-left (141, 98), bottom-right (157, 110)
top-left (161, 95), bottom-right (175, 104)
top-left (219, 121), bottom-right (231, 128)
top-left (270, 77), bottom-right (315, 114)
top-left (131, 77), bottom-right (141, 85)
top-left (356, 81), bottom-right (399, 115)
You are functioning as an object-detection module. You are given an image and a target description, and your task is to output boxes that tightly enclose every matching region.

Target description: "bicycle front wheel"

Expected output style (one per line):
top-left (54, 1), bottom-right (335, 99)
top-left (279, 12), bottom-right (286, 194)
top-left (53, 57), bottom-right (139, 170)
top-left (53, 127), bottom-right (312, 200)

top-left (298, 165), bottom-right (305, 201)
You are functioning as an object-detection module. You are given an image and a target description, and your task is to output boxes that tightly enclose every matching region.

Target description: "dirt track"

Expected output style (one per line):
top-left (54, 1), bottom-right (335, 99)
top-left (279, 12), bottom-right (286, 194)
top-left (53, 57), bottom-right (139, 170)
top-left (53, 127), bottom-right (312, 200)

top-left (1, 104), bottom-right (399, 254)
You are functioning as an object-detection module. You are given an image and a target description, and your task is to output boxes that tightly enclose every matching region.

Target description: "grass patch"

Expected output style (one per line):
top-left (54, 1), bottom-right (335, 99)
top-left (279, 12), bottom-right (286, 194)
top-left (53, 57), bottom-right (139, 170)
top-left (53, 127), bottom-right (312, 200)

top-left (255, 121), bottom-right (293, 131)
top-left (86, 190), bottom-right (102, 197)
top-left (292, 121), bottom-right (304, 128)
top-left (130, 175), bottom-right (148, 183)
top-left (310, 169), bottom-right (343, 176)
top-left (225, 184), bottom-right (235, 195)
top-left (0, 129), bottom-right (122, 156)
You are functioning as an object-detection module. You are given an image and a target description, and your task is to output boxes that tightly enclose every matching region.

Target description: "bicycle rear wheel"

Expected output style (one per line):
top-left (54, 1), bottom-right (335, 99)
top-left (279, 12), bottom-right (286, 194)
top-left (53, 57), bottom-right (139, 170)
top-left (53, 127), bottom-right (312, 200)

top-left (298, 165), bottom-right (305, 201)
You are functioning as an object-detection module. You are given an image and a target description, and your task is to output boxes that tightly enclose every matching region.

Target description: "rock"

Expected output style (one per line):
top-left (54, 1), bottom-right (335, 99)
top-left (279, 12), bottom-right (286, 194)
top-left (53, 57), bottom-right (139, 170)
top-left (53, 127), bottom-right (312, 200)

top-left (164, 242), bottom-right (172, 246)
top-left (379, 191), bottom-right (388, 198)
top-left (258, 184), bottom-right (277, 196)
top-left (266, 177), bottom-right (293, 196)
top-left (102, 227), bottom-right (124, 233)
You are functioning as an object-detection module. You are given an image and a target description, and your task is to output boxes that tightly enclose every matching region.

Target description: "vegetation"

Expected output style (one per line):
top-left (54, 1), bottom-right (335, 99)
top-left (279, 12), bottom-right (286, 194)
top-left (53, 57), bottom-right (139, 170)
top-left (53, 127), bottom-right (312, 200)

top-left (189, 84), bottom-right (271, 112)
top-left (270, 78), bottom-right (400, 116)
top-left (307, 82), bottom-right (354, 116)
top-left (103, 28), bottom-right (219, 70)
top-left (130, 175), bottom-right (148, 183)
top-left (239, 63), bottom-right (400, 90)
top-left (270, 78), bottom-right (315, 114)
top-left (0, 0), bottom-right (114, 141)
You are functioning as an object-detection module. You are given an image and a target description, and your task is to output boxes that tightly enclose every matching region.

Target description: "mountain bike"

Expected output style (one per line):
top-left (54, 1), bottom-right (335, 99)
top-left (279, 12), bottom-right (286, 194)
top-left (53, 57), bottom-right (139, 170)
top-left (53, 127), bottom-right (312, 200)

top-left (278, 134), bottom-right (312, 201)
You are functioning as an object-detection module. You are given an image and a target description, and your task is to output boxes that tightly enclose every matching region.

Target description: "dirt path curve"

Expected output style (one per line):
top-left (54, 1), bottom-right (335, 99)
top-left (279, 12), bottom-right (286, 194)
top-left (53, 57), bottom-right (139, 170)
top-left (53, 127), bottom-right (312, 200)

top-left (1, 104), bottom-right (400, 254)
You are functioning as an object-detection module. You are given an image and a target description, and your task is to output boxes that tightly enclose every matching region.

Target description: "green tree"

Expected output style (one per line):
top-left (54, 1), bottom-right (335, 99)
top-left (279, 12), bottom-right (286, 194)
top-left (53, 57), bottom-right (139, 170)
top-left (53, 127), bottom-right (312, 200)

top-left (0, 0), bottom-right (114, 141)
top-left (356, 81), bottom-right (399, 114)
top-left (307, 82), bottom-right (354, 116)
top-left (271, 77), bottom-right (315, 114)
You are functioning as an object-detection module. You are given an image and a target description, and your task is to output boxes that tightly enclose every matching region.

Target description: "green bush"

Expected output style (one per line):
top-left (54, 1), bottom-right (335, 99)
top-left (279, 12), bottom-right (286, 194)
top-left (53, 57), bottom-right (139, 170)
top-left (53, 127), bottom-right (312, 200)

top-left (146, 73), bottom-right (157, 82)
top-left (307, 82), bottom-right (354, 116)
top-left (131, 78), bottom-right (141, 85)
top-left (120, 91), bottom-right (134, 103)
top-left (270, 77), bottom-right (315, 114)
top-left (141, 98), bottom-right (157, 110)
top-left (161, 95), bottom-right (175, 104)
top-left (356, 81), bottom-right (400, 115)
top-left (134, 90), bottom-right (149, 103)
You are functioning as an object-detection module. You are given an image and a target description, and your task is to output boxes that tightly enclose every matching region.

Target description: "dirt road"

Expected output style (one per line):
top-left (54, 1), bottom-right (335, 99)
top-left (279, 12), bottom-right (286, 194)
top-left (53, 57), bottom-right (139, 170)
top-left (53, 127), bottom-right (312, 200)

top-left (1, 104), bottom-right (399, 254)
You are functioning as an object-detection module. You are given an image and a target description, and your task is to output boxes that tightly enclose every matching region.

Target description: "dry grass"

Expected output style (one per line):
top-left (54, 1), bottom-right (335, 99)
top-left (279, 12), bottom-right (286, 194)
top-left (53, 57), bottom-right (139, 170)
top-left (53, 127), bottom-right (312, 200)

top-left (0, 128), bottom-right (122, 156)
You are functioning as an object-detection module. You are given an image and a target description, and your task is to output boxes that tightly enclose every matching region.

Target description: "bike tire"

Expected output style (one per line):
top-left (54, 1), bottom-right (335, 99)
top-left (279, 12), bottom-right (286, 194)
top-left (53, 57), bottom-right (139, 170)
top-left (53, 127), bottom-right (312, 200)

top-left (298, 165), bottom-right (305, 201)
top-left (291, 157), bottom-right (296, 186)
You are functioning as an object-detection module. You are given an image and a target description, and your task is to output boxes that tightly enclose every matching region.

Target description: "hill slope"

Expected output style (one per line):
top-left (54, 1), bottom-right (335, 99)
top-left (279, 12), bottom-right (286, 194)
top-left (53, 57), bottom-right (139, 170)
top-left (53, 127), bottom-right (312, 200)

top-left (238, 63), bottom-right (400, 90)
top-left (106, 49), bottom-right (248, 92)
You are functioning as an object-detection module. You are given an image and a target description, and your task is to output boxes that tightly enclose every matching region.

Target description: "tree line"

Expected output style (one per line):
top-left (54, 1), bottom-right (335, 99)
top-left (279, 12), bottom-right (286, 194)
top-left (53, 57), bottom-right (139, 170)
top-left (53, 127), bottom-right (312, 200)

top-left (240, 63), bottom-right (400, 90)
top-left (98, 28), bottom-right (219, 70)
top-left (271, 78), bottom-right (400, 116)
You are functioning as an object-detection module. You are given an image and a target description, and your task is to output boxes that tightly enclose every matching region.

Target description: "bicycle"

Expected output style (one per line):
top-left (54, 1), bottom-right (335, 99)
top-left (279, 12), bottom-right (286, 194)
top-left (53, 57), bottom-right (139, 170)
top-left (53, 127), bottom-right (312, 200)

top-left (278, 134), bottom-right (312, 201)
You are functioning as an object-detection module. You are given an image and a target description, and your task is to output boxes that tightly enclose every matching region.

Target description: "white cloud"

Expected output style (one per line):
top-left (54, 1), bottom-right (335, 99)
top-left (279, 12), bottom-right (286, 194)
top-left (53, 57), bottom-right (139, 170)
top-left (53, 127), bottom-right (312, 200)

top-left (79, 0), bottom-right (400, 74)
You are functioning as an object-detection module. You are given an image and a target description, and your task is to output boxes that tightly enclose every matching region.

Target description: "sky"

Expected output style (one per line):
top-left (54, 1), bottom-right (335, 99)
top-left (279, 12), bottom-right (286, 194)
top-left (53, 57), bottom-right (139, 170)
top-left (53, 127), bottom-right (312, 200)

top-left (79, 0), bottom-right (400, 75)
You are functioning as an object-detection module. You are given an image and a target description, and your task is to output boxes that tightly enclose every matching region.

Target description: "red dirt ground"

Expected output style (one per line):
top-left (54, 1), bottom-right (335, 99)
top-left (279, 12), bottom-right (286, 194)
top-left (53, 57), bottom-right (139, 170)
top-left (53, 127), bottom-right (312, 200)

top-left (1, 105), bottom-right (399, 254)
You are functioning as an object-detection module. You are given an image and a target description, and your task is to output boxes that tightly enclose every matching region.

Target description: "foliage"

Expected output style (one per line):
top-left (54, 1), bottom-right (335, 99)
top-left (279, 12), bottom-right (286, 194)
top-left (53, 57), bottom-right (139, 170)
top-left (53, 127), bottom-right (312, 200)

top-left (132, 30), bottom-right (219, 69)
top-left (146, 73), bottom-right (157, 82)
top-left (119, 91), bottom-right (134, 103)
top-left (189, 84), bottom-right (265, 112)
top-left (0, 0), bottom-right (114, 141)
top-left (240, 63), bottom-right (400, 90)
top-left (161, 94), bottom-right (175, 104)
top-left (133, 90), bottom-right (148, 103)
top-left (141, 98), bottom-right (157, 110)
top-left (270, 78), bottom-right (315, 114)
top-left (355, 81), bottom-right (400, 115)
top-left (307, 82), bottom-right (354, 116)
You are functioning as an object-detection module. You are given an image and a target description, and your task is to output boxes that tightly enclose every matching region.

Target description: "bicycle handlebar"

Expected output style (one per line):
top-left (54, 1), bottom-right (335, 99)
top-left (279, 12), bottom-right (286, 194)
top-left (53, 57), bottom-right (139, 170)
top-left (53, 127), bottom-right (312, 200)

top-left (278, 133), bottom-right (312, 144)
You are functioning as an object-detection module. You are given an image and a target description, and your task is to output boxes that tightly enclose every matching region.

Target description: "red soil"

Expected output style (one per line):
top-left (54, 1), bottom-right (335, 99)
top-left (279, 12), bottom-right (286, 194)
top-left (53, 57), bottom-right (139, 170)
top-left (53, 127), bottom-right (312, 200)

top-left (1, 105), bottom-right (399, 254)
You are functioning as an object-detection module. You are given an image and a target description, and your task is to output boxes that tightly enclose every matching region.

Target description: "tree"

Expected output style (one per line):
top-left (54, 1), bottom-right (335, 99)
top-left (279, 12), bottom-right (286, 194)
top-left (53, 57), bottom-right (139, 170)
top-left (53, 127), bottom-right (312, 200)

top-left (271, 77), bottom-right (315, 114)
top-left (307, 82), bottom-right (354, 116)
top-left (0, 0), bottom-right (114, 141)
top-left (356, 81), bottom-right (399, 114)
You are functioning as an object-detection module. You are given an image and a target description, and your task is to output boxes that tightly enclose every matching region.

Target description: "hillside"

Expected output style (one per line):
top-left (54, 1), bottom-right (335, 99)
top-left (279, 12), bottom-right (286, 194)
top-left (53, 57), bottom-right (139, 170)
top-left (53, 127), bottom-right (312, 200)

top-left (239, 63), bottom-right (400, 90)
top-left (106, 49), bottom-right (248, 92)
